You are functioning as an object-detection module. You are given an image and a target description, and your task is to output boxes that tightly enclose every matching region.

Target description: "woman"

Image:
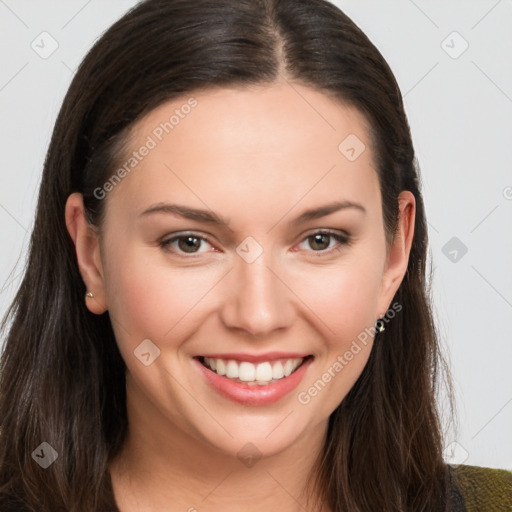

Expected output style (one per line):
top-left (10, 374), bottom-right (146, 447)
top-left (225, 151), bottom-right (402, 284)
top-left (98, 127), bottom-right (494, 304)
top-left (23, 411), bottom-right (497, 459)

top-left (0, 0), bottom-right (510, 510)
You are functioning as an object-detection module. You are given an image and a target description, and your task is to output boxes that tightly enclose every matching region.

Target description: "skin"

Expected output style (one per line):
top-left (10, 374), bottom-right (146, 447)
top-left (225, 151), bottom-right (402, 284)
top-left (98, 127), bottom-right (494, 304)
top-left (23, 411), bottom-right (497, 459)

top-left (65, 80), bottom-right (415, 512)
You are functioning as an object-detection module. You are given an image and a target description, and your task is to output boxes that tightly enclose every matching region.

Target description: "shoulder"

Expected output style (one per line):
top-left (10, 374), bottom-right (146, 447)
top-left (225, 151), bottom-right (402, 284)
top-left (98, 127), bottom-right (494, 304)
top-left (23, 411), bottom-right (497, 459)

top-left (448, 463), bottom-right (512, 511)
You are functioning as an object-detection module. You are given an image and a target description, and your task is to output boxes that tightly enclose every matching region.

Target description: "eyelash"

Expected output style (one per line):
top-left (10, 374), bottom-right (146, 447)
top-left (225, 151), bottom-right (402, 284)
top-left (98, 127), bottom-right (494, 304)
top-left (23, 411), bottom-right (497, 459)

top-left (159, 230), bottom-right (352, 258)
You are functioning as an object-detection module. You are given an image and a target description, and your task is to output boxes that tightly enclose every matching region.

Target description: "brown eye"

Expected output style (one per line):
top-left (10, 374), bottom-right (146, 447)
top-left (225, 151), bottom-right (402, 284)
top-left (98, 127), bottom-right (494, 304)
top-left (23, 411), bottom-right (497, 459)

top-left (298, 230), bottom-right (351, 255)
top-left (160, 232), bottom-right (212, 255)
top-left (177, 236), bottom-right (202, 253)
top-left (308, 233), bottom-right (331, 251)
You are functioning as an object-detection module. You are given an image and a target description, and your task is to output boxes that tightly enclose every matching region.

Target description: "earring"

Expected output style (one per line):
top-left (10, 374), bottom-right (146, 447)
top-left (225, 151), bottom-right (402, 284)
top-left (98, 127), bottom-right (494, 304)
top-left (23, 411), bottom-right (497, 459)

top-left (376, 318), bottom-right (385, 333)
top-left (85, 291), bottom-right (94, 299)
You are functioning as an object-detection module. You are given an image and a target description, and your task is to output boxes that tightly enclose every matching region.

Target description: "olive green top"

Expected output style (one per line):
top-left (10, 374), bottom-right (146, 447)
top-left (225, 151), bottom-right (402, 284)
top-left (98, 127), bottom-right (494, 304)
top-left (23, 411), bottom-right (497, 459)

top-left (449, 464), bottom-right (512, 511)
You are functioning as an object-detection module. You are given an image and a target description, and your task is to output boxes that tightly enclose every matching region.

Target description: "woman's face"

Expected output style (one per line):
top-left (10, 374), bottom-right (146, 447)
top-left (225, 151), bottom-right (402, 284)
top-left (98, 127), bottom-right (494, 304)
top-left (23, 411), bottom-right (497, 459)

top-left (69, 82), bottom-right (414, 460)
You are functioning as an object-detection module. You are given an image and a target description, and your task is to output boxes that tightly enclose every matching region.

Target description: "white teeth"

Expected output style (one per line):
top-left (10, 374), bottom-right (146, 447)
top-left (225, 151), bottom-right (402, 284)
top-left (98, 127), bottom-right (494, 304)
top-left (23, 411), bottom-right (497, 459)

top-left (255, 362), bottom-right (273, 381)
top-left (272, 361), bottom-right (284, 379)
top-left (283, 359), bottom-right (294, 377)
top-left (239, 362), bottom-right (255, 381)
top-left (215, 358), bottom-right (226, 375)
top-left (226, 360), bottom-right (239, 379)
top-left (201, 356), bottom-right (305, 383)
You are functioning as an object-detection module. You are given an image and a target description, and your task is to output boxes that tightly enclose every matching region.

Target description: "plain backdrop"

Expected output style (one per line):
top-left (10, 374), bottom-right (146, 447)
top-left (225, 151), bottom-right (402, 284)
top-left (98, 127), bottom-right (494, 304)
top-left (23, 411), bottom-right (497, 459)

top-left (1, 0), bottom-right (511, 470)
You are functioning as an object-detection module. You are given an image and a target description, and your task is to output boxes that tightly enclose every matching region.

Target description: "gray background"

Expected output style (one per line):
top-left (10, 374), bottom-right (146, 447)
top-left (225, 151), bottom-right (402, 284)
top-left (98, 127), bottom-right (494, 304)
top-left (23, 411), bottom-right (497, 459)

top-left (1, 0), bottom-right (511, 470)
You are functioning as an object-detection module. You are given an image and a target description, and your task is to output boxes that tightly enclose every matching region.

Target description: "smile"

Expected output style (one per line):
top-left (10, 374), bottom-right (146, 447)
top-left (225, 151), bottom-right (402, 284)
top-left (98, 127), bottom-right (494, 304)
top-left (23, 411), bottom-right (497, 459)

top-left (199, 356), bottom-right (306, 385)
top-left (193, 354), bottom-right (314, 406)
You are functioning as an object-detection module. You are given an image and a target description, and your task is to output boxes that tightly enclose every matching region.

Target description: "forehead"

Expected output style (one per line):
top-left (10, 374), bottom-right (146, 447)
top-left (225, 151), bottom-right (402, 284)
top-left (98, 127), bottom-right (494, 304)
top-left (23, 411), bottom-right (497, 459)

top-left (107, 82), bottom-right (380, 222)
top-left (132, 82), bottom-right (372, 160)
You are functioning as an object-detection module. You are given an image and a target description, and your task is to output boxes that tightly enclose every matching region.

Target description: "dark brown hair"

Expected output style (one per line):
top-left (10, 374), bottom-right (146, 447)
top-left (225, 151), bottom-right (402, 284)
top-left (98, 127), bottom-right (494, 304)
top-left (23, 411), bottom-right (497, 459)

top-left (0, 0), bottom-right (453, 510)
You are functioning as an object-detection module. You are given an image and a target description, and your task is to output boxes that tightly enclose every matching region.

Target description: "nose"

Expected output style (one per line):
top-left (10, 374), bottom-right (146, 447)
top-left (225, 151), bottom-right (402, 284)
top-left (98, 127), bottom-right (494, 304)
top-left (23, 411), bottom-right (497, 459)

top-left (219, 252), bottom-right (295, 338)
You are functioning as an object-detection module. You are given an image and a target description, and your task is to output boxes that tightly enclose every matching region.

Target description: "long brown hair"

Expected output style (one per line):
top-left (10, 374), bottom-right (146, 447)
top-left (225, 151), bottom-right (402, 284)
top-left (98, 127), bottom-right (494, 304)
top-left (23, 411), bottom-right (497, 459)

top-left (0, 0), bottom-right (453, 510)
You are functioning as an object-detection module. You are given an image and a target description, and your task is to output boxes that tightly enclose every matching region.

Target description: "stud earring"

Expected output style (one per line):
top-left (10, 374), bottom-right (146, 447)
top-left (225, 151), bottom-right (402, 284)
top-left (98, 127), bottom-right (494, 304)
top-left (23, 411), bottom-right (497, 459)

top-left (376, 318), bottom-right (385, 333)
top-left (85, 291), bottom-right (94, 300)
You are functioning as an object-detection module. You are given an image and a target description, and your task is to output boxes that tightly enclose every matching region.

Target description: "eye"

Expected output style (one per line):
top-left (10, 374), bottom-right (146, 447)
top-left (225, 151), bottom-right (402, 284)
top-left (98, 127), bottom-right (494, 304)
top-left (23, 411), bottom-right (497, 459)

top-left (159, 230), bottom-right (352, 258)
top-left (297, 230), bottom-right (351, 255)
top-left (159, 232), bottom-right (213, 255)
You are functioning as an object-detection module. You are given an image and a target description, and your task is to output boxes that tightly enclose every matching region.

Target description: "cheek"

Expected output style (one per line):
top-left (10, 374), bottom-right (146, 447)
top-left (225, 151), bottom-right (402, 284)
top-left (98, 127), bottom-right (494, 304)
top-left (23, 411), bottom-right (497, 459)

top-left (292, 255), bottom-right (383, 341)
top-left (104, 246), bottom-right (224, 350)
top-left (294, 258), bottom-right (381, 413)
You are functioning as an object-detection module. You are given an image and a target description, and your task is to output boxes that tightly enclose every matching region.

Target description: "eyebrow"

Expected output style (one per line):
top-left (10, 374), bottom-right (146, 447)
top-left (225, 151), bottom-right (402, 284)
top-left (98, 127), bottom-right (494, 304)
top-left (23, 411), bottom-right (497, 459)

top-left (138, 200), bottom-right (366, 227)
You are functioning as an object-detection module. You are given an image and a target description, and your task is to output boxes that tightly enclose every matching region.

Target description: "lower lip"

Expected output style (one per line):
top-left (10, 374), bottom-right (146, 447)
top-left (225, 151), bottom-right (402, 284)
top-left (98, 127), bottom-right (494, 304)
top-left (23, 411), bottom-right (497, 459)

top-left (193, 356), bottom-right (313, 406)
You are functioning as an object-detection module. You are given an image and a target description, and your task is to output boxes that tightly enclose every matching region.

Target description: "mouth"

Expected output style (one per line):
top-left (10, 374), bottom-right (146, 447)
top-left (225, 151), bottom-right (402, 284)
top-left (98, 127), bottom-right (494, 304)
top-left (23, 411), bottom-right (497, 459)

top-left (195, 355), bottom-right (313, 385)
top-left (192, 353), bottom-right (314, 406)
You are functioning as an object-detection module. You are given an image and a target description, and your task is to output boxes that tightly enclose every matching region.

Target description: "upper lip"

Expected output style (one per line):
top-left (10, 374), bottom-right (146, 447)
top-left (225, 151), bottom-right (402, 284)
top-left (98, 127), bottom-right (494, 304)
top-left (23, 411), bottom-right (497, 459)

top-left (195, 352), bottom-right (312, 364)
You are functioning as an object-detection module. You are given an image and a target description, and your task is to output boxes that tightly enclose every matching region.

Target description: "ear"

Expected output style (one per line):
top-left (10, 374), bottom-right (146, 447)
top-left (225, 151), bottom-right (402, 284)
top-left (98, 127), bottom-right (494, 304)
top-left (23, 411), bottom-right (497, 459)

top-left (377, 190), bottom-right (416, 317)
top-left (64, 192), bottom-right (108, 314)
